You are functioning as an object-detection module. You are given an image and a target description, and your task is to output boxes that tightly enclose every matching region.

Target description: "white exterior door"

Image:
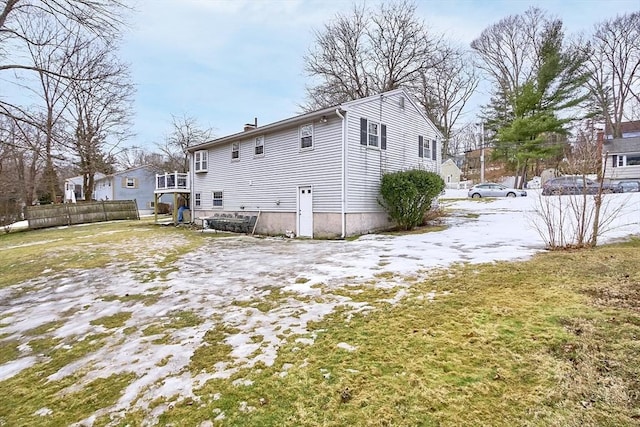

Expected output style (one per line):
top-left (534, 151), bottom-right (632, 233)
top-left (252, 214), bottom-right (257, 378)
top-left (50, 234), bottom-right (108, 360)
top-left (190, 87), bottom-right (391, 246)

top-left (298, 186), bottom-right (313, 237)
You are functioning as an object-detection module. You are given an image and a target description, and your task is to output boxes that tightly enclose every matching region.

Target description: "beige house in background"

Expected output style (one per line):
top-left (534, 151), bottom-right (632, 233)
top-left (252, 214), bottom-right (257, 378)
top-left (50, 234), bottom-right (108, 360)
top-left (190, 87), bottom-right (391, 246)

top-left (441, 158), bottom-right (462, 188)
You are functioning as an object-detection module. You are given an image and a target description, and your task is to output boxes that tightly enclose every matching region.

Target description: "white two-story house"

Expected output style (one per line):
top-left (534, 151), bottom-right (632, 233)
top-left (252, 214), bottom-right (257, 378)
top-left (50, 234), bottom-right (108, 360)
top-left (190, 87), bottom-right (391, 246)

top-left (187, 88), bottom-right (443, 238)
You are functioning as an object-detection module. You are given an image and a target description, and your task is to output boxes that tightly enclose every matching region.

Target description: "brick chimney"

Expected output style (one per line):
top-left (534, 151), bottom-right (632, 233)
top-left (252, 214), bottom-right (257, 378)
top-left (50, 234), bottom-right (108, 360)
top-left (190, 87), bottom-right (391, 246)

top-left (243, 117), bottom-right (258, 132)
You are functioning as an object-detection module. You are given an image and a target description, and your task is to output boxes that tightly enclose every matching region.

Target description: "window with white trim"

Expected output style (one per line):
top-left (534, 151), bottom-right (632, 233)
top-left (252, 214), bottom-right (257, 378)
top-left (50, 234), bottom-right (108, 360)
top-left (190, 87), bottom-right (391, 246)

top-left (194, 150), bottom-right (208, 172)
top-left (613, 154), bottom-right (640, 167)
top-left (194, 192), bottom-right (201, 207)
top-left (300, 124), bottom-right (313, 149)
top-left (418, 136), bottom-right (430, 158)
top-left (368, 122), bottom-right (379, 147)
top-left (125, 177), bottom-right (136, 188)
top-left (232, 142), bottom-right (239, 160)
top-left (255, 136), bottom-right (264, 156)
top-left (212, 191), bottom-right (223, 207)
top-left (359, 118), bottom-right (386, 149)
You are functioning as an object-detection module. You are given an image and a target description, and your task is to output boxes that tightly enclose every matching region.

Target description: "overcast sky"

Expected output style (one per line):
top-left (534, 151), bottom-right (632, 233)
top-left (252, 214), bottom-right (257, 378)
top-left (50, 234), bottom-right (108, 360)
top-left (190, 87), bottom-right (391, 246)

top-left (120, 0), bottom-right (640, 149)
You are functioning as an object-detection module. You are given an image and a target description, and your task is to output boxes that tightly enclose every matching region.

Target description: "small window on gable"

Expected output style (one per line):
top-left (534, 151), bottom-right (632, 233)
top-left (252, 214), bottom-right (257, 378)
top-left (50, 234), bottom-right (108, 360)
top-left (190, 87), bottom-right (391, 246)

top-left (125, 177), bottom-right (136, 188)
top-left (195, 150), bottom-right (208, 172)
top-left (231, 142), bottom-right (239, 160)
top-left (212, 191), bottom-right (223, 207)
top-left (255, 136), bottom-right (264, 156)
top-left (194, 192), bottom-right (201, 207)
top-left (300, 124), bottom-right (313, 149)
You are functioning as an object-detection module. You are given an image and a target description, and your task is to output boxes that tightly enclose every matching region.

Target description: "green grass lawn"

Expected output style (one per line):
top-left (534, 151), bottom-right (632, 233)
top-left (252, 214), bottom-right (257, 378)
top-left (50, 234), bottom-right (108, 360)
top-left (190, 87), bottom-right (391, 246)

top-left (0, 219), bottom-right (639, 426)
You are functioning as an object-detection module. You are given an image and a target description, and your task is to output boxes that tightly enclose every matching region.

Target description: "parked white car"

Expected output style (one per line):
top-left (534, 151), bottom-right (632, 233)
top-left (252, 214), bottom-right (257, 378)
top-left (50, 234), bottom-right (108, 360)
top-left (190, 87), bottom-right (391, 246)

top-left (468, 183), bottom-right (528, 198)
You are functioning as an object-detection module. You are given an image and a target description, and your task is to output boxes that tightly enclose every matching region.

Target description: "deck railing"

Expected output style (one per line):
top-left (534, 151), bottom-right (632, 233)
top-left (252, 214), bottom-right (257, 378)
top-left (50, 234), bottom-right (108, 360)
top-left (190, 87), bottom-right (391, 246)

top-left (156, 172), bottom-right (189, 191)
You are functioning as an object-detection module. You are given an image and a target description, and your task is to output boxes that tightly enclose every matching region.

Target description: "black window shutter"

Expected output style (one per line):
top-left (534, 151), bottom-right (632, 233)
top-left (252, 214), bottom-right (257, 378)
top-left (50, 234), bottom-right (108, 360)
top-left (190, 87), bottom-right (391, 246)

top-left (418, 136), bottom-right (423, 158)
top-left (432, 139), bottom-right (437, 160)
top-left (612, 155), bottom-right (617, 167)
top-left (360, 118), bottom-right (367, 146)
top-left (381, 124), bottom-right (387, 150)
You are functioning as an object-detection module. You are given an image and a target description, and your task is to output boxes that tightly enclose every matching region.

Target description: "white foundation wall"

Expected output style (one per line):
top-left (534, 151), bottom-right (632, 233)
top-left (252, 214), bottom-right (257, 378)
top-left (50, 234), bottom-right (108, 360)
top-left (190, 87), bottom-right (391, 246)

top-left (193, 209), bottom-right (394, 238)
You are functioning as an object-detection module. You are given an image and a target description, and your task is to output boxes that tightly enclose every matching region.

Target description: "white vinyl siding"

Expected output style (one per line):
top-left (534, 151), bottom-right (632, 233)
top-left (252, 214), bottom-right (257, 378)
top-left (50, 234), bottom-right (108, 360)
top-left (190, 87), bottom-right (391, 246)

top-left (191, 119), bottom-right (343, 213)
top-left (190, 89), bottom-right (441, 219)
top-left (347, 91), bottom-right (440, 212)
top-left (606, 153), bottom-right (640, 180)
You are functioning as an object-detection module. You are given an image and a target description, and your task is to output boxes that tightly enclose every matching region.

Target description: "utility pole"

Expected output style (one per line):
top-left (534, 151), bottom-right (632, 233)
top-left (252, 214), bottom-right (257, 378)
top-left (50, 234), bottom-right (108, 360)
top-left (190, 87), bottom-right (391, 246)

top-left (476, 122), bottom-right (485, 183)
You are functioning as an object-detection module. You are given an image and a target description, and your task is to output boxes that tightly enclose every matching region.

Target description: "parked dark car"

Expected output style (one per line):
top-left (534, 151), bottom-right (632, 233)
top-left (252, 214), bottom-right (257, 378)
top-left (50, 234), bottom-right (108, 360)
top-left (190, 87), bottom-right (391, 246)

top-left (617, 180), bottom-right (640, 193)
top-left (468, 183), bottom-right (527, 198)
top-left (542, 176), bottom-right (622, 195)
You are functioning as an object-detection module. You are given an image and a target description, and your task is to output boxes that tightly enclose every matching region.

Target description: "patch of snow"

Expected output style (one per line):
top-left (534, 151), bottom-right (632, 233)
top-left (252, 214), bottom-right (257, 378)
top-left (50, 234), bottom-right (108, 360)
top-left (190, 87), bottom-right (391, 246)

top-left (232, 378), bottom-right (254, 387)
top-left (0, 357), bottom-right (38, 381)
top-left (2, 192), bottom-right (639, 422)
top-left (238, 401), bottom-right (255, 413)
top-left (34, 407), bottom-right (53, 416)
top-left (337, 342), bottom-right (358, 352)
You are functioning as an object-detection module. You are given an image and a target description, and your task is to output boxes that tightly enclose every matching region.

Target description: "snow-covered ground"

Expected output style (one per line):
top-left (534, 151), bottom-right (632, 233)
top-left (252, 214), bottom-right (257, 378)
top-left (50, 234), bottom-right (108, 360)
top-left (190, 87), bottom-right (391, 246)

top-left (1, 191), bottom-right (639, 425)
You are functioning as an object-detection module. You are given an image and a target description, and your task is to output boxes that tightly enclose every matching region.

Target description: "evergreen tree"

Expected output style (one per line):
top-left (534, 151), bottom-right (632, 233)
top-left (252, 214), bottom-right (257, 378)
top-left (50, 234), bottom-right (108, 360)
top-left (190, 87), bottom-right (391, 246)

top-left (494, 21), bottom-right (589, 186)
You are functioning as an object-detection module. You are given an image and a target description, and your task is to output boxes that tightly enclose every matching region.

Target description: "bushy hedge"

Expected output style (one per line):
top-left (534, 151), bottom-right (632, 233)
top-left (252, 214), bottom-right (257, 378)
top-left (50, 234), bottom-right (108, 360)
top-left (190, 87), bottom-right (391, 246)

top-left (378, 169), bottom-right (445, 230)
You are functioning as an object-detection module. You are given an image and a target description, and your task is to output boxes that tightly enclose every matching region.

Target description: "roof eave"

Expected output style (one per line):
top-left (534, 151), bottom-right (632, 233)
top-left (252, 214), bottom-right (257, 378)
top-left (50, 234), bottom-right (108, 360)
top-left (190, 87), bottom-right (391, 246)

top-left (188, 106), bottom-right (342, 152)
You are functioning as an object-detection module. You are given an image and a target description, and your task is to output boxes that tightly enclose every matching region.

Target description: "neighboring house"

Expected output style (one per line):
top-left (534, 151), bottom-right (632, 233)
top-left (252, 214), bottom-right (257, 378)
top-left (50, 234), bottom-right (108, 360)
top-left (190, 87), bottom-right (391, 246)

top-left (441, 158), bottom-right (462, 188)
top-left (603, 136), bottom-right (640, 181)
top-left (605, 120), bottom-right (640, 139)
top-left (93, 165), bottom-right (158, 215)
top-left (64, 173), bottom-right (106, 201)
top-left (187, 88), bottom-right (443, 238)
top-left (602, 121), bottom-right (640, 181)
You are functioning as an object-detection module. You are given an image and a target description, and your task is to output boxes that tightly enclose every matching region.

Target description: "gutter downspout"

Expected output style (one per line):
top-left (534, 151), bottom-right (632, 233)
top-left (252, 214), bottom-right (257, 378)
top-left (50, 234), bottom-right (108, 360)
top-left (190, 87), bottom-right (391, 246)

top-left (189, 153), bottom-right (195, 223)
top-left (336, 108), bottom-right (346, 239)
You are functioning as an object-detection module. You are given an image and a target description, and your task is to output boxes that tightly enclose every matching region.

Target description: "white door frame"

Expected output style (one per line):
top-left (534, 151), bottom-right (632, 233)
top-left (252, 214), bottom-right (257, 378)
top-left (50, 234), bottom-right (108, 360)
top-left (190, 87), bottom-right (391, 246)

top-left (297, 185), bottom-right (313, 237)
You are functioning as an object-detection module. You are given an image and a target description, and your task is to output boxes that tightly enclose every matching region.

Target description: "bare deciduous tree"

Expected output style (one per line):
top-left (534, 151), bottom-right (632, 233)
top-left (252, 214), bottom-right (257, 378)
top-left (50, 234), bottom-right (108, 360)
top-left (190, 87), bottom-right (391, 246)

top-left (584, 12), bottom-right (640, 137)
top-left (160, 115), bottom-right (214, 173)
top-left (19, 12), bottom-right (86, 202)
top-left (116, 147), bottom-right (166, 172)
top-left (303, 0), bottom-right (441, 110)
top-left (417, 46), bottom-right (479, 156)
top-left (0, 115), bottom-right (47, 227)
top-left (531, 123), bottom-right (625, 249)
top-left (64, 37), bottom-right (133, 200)
top-left (447, 123), bottom-right (481, 157)
top-left (471, 7), bottom-right (552, 108)
top-left (0, 0), bottom-right (129, 118)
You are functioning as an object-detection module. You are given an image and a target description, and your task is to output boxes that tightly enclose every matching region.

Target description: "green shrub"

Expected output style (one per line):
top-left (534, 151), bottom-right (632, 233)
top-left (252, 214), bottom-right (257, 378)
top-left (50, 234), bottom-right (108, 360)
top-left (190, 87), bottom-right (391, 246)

top-left (379, 169), bottom-right (445, 230)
